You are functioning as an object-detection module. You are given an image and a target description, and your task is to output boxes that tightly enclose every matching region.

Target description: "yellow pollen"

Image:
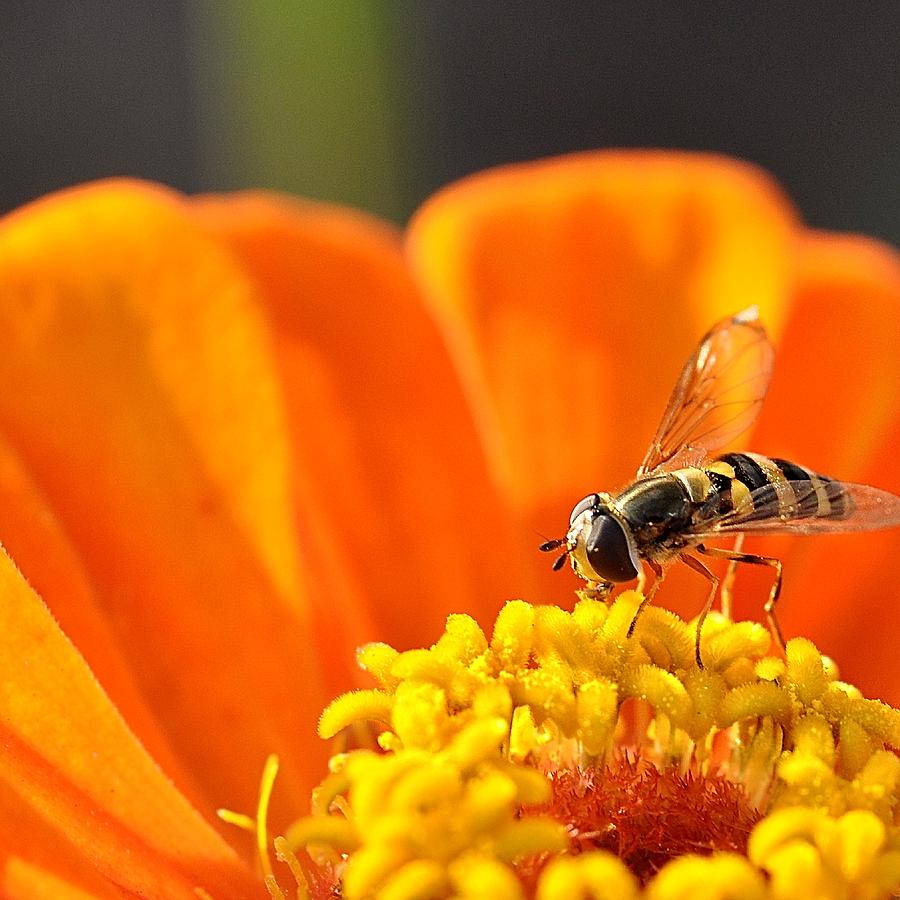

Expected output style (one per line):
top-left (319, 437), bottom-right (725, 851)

top-left (232, 594), bottom-right (900, 898)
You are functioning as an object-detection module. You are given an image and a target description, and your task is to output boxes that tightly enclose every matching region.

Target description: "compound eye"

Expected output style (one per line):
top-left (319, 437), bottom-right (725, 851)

top-left (569, 493), bottom-right (601, 525)
top-left (585, 515), bottom-right (640, 583)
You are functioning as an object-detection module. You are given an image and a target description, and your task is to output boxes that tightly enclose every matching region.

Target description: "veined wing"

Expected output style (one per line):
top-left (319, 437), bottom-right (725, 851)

top-left (637, 307), bottom-right (775, 477)
top-left (690, 479), bottom-right (900, 538)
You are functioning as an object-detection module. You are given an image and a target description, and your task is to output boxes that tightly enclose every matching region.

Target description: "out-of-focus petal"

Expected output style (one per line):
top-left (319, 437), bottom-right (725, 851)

top-left (0, 779), bottom-right (148, 899)
top-left (0, 181), bottom-right (332, 823)
top-left (0, 548), bottom-right (257, 899)
top-left (407, 151), bottom-right (798, 602)
top-left (193, 194), bottom-right (516, 646)
top-left (750, 233), bottom-right (900, 702)
top-left (755, 234), bottom-right (900, 476)
top-left (846, 410), bottom-right (900, 703)
top-left (0, 432), bottom-right (199, 800)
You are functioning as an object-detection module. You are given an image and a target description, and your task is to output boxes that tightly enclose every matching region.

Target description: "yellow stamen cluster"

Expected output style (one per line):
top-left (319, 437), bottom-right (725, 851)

top-left (284, 593), bottom-right (900, 899)
top-left (290, 719), bottom-right (566, 899)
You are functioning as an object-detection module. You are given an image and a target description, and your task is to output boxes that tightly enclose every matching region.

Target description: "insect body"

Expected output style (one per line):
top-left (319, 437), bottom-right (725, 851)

top-left (541, 308), bottom-right (900, 667)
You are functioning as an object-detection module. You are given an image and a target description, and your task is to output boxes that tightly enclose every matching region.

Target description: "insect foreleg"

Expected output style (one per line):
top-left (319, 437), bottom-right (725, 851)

top-left (696, 544), bottom-right (785, 653)
top-left (627, 560), bottom-right (665, 639)
top-left (581, 581), bottom-right (614, 602)
top-left (679, 553), bottom-right (719, 669)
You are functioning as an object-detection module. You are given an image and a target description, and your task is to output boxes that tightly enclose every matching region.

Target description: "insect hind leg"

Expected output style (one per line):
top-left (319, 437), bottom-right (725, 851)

top-left (720, 533), bottom-right (745, 620)
top-left (697, 544), bottom-right (785, 653)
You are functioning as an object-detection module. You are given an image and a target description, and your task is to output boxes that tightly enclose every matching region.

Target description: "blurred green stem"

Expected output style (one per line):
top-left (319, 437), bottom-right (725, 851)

top-left (192, 1), bottom-right (416, 222)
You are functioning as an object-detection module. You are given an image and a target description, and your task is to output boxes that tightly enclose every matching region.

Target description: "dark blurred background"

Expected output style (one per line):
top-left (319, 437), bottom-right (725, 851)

top-left (2, 2), bottom-right (898, 242)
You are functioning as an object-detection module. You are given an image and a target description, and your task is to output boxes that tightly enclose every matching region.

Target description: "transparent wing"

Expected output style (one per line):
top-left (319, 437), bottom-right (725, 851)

top-left (637, 307), bottom-right (775, 477)
top-left (690, 480), bottom-right (900, 538)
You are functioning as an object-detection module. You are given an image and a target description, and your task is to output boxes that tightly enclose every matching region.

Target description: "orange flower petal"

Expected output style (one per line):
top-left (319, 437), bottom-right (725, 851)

top-left (0, 431), bottom-right (209, 804)
top-left (754, 234), bottom-right (900, 477)
top-left (0, 548), bottom-right (257, 899)
top-left (750, 233), bottom-right (900, 702)
top-left (192, 193), bottom-right (515, 647)
top-left (407, 151), bottom-right (799, 603)
top-left (0, 181), bottom-right (330, 822)
top-left (0, 779), bottom-right (152, 900)
top-left (842, 410), bottom-right (900, 704)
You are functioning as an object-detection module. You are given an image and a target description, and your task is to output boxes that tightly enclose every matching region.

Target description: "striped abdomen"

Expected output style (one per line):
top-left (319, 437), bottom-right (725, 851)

top-left (696, 452), bottom-right (854, 524)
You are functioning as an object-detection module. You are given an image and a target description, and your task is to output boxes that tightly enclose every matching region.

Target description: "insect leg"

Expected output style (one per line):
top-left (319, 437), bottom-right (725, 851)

top-left (627, 560), bottom-right (665, 639)
top-left (679, 553), bottom-right (719, 669)
top-left (720, 533), bottom-right (745, 619)
top-left (582, 580), bottom-right (614, 602)
top-left (697, 544), bottom-right (785, 652)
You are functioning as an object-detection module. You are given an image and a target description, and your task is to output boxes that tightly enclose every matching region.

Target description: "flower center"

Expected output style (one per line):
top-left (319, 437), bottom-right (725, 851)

top-left (226, 594), bottom-right (900, 899)
top-left (522, 755), bottom-right (760, 886)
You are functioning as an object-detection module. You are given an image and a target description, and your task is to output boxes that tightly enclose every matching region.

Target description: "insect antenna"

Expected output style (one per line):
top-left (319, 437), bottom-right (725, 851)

top-left (539, 535), bottom-right (570, 571)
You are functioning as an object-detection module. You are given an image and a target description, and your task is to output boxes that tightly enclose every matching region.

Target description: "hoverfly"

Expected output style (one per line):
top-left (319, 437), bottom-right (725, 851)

top-left (540, 307), bottom-right (900, 667)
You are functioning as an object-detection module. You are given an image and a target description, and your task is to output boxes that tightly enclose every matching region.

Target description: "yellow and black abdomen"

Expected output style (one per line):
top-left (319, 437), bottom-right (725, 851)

top-left (696, 452), bottom-right (853, 525)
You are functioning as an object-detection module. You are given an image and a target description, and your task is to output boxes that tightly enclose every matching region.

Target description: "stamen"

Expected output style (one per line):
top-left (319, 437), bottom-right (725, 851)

top-left (217, 754), bottom-right (285, 894)
top-left (256, 754), bottom-right (280, 885)
top-left (263, 874), bottom-right (285, 900)
top-left (273, 836), bottom-right (312, 900)
top-left (215, 808), bottom-right (255, 833)
top-left (318, 689), bottom-right (393, 740)
top-left (266, 594), bottom-right (900, 897)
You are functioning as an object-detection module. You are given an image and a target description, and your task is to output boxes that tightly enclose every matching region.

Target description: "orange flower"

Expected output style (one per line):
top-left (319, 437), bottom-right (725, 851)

top-left (0, 152), bottom-right (896, 897)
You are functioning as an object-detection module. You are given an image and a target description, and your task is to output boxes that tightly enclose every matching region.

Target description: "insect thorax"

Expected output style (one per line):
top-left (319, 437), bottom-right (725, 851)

top-left (614, 475), bottom-right (693, 550)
